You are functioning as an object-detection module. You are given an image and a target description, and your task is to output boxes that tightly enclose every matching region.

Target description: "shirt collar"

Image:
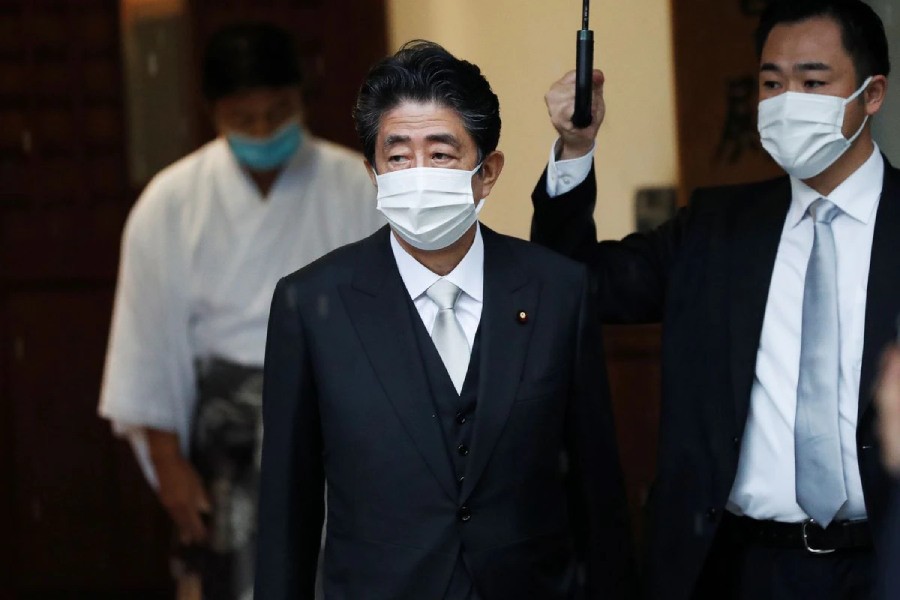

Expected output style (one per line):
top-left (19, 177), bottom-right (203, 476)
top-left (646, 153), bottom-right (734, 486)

top-left (389, 224), bottom-right (484, 303)
top-left (786, 144), bottom-right (884, 229)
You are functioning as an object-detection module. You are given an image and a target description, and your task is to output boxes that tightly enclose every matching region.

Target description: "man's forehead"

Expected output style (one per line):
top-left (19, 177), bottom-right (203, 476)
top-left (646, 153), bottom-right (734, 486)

top-left (760, 17), bottom-right (851, 72)
top-left (216, 86), bottom-right (299, 110)
top-left (377, 101), bottom-right (468, 139)
top-left (382, 100), bottom-right (459, 121)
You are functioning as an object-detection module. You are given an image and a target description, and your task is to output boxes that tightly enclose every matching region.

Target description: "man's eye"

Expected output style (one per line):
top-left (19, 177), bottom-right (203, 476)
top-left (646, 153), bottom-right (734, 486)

top-left (805, 80), bottom-right (826, 89)
top-left (230, 116), bottom-right (252, 128)
top-left (388, 155), bottom-right (406, 163)
top-left (268, 108), bottom-right (291, 124)
top-left (761, 80), bottom-right (781, 90)
top-left (432, 153), bottom-right (452, 161)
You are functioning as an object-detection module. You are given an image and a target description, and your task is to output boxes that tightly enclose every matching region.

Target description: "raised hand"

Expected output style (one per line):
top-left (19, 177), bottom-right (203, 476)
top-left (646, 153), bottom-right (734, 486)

top-left (545, 68), bottom-right (605, 161)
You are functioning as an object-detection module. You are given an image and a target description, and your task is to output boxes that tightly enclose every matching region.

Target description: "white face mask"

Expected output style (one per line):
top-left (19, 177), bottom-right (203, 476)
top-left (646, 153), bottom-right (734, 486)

top-left (374, 164), bottom-right (484, 251)
top-left (758, 76), bottom-right (872, 180)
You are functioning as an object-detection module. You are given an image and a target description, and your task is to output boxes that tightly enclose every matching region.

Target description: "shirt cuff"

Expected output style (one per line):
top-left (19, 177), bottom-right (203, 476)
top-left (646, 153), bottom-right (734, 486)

top-left (545, 138), bottom-right (595, 198)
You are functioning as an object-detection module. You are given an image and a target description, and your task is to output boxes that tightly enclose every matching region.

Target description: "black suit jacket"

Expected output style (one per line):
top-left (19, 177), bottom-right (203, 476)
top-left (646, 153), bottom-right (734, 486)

top-left (878, 481), bottom-right (900, 600)
top-left (531, 161), bottom-right (900, 600)
top-left (255, 225), bottom-right (633, 599)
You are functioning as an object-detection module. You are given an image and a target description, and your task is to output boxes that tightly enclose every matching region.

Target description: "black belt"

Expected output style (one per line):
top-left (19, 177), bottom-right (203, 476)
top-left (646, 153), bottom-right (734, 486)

top-left (722, 512), bottom-right (872, 554)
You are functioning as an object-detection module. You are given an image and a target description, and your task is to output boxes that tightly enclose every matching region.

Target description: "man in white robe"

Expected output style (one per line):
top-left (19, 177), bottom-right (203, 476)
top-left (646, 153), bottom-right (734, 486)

top-left (98, 22), bottom-right (382, 599)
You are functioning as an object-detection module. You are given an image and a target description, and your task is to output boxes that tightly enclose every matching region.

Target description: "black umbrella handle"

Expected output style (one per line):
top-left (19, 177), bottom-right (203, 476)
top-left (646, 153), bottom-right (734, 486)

top-left (572, 0), bottom-right (594, 129)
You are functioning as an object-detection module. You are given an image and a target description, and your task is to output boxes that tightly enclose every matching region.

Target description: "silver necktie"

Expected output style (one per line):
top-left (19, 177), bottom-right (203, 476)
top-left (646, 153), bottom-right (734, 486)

top-left (795, 198), bottom-right (847, 527)
top-left (426, 279), bottom-right (470, 394)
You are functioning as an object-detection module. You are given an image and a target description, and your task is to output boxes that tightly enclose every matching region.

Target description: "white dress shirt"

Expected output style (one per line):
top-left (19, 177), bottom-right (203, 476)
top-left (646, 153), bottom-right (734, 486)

top-left (390, 224), bottom-right (484, 350)
top-left (99, 135), bottom-right (384, 481)
top-left (546, 140), bottom-right (595, 197)
top-left (727, 145), bottom-right (884, 522)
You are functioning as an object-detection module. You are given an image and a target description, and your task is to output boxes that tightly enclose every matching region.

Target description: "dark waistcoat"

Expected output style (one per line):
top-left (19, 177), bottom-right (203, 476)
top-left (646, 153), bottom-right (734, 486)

top-left (408, 298), bottom-right (482, 600)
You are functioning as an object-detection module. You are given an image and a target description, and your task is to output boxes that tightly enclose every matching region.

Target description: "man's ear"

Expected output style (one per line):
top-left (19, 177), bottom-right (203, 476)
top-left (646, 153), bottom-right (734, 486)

top-left (209, 101), bottom-right (226, 138)
top-left (864, 75), bottom-right (888, 117)
top-left (364, 159), bottom-right (377, 187)
top-left (476, 151), bottom-right (505, 199)
top-left (291, 87), bottom-right (306, 125)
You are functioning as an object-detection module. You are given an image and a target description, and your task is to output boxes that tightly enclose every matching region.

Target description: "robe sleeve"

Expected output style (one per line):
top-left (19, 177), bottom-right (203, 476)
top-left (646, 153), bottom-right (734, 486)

top-left (98, 176), bottom-right (197, 484)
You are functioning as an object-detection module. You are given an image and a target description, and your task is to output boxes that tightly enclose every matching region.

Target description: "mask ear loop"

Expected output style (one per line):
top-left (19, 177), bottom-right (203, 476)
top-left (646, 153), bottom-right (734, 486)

top-left (843, 76), bottom-right (874, 106)
top-left (841, 76), bottom-right (874, 143)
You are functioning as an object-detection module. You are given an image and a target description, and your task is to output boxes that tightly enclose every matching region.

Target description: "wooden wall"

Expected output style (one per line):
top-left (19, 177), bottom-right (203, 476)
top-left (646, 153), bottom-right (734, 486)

top-left (672, 0), bottom-right (781, 203)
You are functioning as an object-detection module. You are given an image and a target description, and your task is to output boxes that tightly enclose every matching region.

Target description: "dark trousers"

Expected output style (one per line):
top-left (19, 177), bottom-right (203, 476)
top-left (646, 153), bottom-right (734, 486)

top-left (693, 519), bottom-right (875, 600)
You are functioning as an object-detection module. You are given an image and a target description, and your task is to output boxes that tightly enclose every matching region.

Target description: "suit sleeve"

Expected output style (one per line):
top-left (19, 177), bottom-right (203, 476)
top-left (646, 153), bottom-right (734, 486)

top-left (531, 166), bottom-right (690, 324)
top-left (878, 480), bottom-right (900, 600)
top-left (566, 268), bottom-right (637, 599)
top-left (255, 278), bottom-right (324, 600)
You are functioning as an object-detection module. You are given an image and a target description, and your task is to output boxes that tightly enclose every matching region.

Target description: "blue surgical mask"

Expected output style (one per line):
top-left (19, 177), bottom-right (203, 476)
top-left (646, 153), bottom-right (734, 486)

top-left (227, 120), bottom-right (303, 171)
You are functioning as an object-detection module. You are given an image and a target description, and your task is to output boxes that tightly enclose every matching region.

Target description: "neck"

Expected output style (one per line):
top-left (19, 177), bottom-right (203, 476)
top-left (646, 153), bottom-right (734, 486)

top-left (395, 224), bottom-right (477, 276)
top-left (249, 169), bottom-right (280, 199)
top-left (803, 132), bottom-right (874, 197)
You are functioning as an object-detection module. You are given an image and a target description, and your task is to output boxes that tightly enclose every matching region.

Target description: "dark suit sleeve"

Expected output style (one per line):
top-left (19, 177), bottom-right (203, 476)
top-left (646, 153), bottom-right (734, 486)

top-left (878, 479), bottom-right (900, 600)
top-left (531, 166), bottom-right (690, 324)
top-left (566, 269), bottom-right (636, 599)
top-left (255, 279), bottom-right (324, 600)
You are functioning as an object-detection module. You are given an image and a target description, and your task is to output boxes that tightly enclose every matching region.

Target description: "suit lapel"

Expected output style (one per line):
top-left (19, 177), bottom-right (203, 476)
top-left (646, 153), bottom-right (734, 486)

top-left (460, 227), bottom-right (538, 501)
top-left (728, 179), bottom-right (792, 433)
top-left (338, 227), bottom-right (458, 501)
top-left (859, 160), bottom-right (900, 420)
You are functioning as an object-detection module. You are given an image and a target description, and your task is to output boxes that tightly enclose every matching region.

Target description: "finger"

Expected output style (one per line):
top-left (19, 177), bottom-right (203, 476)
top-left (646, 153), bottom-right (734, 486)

top-left (556, 70), bottom-right (577, 85)
top-left (197, 489), bottom-right (212, 514)
top-left (184, 508), bottom-right (209, 543)
top-left (171, 506), bottom-right (200, 544)
top-left (878, 348), bottom-right (900, 399)
top-left (185, 469), bottom-right (212, 513)
top-left (546, 83), bottom-right (577, 108)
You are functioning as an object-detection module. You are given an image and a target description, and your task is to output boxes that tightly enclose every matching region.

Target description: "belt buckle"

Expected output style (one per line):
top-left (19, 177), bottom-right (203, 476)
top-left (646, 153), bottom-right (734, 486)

top-left (801, 519), bottom-right (836, 555)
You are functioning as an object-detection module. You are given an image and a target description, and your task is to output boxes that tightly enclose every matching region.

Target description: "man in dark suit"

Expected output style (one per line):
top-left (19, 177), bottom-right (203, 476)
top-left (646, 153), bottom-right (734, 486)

top-left (254, 40), bottom-right (632, 600)
top-left (875, 344), bottom-right (900, 599)
top-left (531, 1), bottom-right (896, 598)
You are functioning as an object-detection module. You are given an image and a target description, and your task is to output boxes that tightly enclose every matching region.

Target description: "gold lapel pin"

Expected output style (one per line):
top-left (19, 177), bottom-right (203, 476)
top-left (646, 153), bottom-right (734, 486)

top-left (516, 310), bottom-right (529, 324)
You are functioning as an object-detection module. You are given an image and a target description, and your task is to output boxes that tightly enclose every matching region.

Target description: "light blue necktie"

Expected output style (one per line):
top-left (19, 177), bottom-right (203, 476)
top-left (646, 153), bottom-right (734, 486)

top-left (795, 198), bottom-right (847, 527)
top-left (426, 278), bottom-right (470, 394)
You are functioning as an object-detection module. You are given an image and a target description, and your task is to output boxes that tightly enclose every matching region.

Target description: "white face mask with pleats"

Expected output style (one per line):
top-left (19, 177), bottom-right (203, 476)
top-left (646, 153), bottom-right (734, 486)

top-left (757, 76), bottom-right (872, 180)
top-left (374, 164), bottom-right (484, 251)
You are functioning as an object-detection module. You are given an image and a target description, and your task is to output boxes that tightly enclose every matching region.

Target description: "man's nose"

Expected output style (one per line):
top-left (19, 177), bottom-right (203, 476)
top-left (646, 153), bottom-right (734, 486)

top-left (245, 116), bottom-right (283, 139)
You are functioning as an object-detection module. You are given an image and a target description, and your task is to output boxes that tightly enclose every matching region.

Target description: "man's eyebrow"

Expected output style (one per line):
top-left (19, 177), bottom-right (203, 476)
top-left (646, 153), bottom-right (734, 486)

top-left (760, 62), bottom-right (832, 74)
top-left (382, 132), bottom-right (462, 148)
top-left (383, 134), bottom-right (410, 148)
top-left (795, 62), bottom-right (832, 72)
top-left (425, 133), bottom-right (461, 148)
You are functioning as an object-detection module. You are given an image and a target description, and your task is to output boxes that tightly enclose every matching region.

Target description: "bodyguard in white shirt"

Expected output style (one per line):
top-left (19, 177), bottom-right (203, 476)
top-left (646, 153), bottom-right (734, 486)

top-left (531, 1), bottom-right (899, 599)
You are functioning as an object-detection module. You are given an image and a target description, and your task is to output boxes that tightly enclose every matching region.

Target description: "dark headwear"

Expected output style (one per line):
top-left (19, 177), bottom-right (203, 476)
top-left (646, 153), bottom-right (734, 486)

top-left (202, 22), bottom-right (303, 103)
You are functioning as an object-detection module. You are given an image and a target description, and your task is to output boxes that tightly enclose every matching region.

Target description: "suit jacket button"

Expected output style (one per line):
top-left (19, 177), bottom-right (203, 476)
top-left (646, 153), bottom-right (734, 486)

top-left (706, 507), bottom-right (719, 522)
top-left (458, 506), bottom-right (472, 522)
top-left (457, 444), bottom-right (469, 456)
top-left (455, 412), bottom-right (467, 425)
top-left (457, 475), bottom-right (465, 485)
